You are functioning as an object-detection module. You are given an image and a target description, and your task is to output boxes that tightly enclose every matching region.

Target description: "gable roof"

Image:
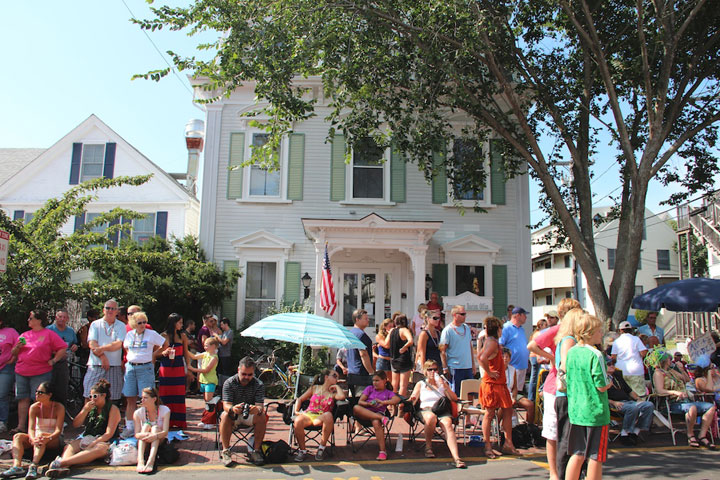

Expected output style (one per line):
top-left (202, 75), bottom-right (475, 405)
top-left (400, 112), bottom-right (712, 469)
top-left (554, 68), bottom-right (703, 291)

top-left (0, 148), bottom-right (46, 186)
top-left (0, 115), bottom-right (196, 202)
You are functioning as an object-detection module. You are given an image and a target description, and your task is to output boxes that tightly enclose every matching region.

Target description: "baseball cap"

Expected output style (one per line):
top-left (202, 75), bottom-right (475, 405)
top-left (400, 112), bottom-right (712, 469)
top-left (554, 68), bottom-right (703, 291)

top-left (545, 310), bottom-right (558, 318)
top-left (618, 321), bottom-right (633, 330)
top-left (512, 307), bottom-right (528, 315)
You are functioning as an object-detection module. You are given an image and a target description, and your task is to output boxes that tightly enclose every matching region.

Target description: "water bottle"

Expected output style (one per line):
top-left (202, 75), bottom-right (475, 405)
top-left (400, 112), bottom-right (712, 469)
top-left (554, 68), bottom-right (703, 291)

top-left (395, 433), bottom-right (402, 452)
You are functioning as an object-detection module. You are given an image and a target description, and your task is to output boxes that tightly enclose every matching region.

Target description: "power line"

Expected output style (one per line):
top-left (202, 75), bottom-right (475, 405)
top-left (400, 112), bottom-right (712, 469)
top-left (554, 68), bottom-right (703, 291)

top-left (119, 0), bottom-right (194, 96)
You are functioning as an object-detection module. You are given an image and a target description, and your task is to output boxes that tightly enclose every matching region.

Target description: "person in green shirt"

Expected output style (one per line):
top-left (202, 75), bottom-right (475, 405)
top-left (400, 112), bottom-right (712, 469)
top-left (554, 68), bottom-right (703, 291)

top-left (565, 313), bottom-right (611, 480)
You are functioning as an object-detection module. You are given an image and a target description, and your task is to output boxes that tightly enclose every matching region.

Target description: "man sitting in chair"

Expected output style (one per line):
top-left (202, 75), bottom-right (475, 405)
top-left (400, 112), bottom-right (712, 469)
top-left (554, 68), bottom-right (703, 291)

top-left (607, 358), bottom-right (654, 446)
top-left (220, 357), bottom-right (266, 467)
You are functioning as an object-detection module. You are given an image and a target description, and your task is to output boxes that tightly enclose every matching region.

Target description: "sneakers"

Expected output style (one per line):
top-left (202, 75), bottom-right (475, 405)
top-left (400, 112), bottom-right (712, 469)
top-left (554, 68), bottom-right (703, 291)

top-left (0, 421), bottom-right (7, 433)
top-left (0, 466), bottom-right (24, 479)
top-left (248, 450), bottom-right (265, 466)
top-left (203, 423), bottom-right (215, 430)
top-left (119, 426), bottom-right (134, 440)
top-left (381, 416), bottom-right (389, 427)
top-left (45, 458), bottom-right (69, 479)
top-left (221, 449), bottom-right (233, 467)
top-left (376, 451), bottom-right (387, 461)
top-left (293, 449), bottom-right (307, 462)
top-left (315, 447), bottom-right (327, 461)
top-left (24, 465), bottom-right (38, 480)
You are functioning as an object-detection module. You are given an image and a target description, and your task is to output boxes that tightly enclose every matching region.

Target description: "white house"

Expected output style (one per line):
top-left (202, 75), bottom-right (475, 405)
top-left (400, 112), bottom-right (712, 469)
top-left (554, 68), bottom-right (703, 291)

top-left (531, 207), bottom-right (679, 325)
top-left (0, 115), bottom-right (199, 244)
top-left (193, 81), bottom-right (533, 333)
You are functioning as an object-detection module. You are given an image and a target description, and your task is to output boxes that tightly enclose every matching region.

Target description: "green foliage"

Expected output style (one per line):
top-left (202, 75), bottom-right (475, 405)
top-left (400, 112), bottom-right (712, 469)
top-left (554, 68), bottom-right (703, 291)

top-left (0, 176), bottom-right (151, 329)
top-left (76, 235), bottom-right (239, 326)
top-left (668, 219), bottom-right (709, 278)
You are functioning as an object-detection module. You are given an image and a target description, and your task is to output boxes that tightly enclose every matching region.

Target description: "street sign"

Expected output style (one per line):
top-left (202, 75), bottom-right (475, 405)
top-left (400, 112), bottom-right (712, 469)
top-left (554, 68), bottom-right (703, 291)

top-left (0, 230), bottom-right (8, 273)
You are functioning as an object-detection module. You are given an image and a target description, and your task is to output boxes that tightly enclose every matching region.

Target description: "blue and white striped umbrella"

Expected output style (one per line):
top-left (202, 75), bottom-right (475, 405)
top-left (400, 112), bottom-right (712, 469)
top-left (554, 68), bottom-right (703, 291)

top-left (241, 312), bottom-right (366, 349)
top-left (241, 312), bottom-right (366, 398)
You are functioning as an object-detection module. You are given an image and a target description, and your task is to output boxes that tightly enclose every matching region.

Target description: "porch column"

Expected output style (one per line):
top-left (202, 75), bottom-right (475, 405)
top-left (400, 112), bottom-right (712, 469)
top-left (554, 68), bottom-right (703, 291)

top-left (402, 246), bottom-right (429, 310)
top-left (312, 234), bottom-right (325, 316)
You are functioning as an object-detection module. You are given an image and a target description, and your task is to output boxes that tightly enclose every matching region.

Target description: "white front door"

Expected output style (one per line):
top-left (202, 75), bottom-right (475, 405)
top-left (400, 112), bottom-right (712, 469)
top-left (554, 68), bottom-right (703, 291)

top-left (338, 264), bottom-right (401, 335)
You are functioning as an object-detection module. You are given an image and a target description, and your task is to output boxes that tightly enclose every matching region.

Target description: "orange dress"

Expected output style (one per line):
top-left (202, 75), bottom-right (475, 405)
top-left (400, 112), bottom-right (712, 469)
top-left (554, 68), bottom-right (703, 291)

top-left (479, 349), bottom-right (513, 409)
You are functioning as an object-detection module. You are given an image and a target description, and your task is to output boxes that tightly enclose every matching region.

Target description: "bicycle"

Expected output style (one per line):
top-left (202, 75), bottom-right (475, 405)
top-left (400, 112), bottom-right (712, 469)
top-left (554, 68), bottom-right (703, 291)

top-left (66, 360), bottom-right (87, 420)
top-left (256, 350), bottom-right (297, 399)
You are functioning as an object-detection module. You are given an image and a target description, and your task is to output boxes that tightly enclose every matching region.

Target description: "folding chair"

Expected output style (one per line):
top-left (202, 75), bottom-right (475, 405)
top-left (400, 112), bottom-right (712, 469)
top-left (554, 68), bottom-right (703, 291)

top-left (286, 399), bottom-right (349, 456)
top-left (214, 397), bottom-right (262, 452)
top-left (405, 399), bottom-right (458, 448)
top-left (458, 379), bottom-right (500, 445)
top-left (346, 395), bottom-right (397, 452)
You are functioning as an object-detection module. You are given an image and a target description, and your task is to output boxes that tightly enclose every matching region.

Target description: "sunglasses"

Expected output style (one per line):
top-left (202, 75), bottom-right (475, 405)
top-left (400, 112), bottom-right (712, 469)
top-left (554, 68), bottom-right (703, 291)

top-left (329, 373), bottom-right (338, 378)
top-left (104, 306), bottom-right (117, 311)
top-left (431, 316), bottom-right (440, 320)
top-left (426, 367), bottom-right (438, 372)
top-left (36, 390), bottom-right (49, 395)
top-left (90, 393), bottom-right (102, 399)
top-left (456, 312), bottom-right (466, 316)
top-left (136, 321), bottom-right (147, 325)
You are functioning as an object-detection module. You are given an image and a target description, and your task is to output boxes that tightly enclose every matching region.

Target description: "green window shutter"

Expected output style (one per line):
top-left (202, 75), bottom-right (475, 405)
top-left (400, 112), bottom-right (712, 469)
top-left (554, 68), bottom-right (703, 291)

top-left (492, 264), bottom-right (508, 318)
top-left (227, 133), bottom-right (245, 200)
top-left (390, 143), bottom-right (406, 203)
top-left (287, 134), bottom-right (305, 200)
top-left (330, 134), bottom-right (346, 201)
top-left (431, 149), bottom-right (447, 204)
top-left (284, 261), bottom-right (302, 305)
top-left (222, 260), bottom-right (239, 325)
top-left (432, 263), bottom-right (448, 297)
top-left (490, 139), bottom-right (506, 205)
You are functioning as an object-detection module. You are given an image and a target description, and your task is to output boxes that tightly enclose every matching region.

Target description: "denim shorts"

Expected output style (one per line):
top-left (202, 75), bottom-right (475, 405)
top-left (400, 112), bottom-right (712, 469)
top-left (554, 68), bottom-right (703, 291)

top-left (200, 383), bottom-right (216, 393)
top-left (122, 363), bottom-right (156, 397)
top-left (376, 358), bottom-right (391, 372)
top-left (669, 401), bottom-right (715, 416)
top-left (15, 371), bottom-right (52, 400)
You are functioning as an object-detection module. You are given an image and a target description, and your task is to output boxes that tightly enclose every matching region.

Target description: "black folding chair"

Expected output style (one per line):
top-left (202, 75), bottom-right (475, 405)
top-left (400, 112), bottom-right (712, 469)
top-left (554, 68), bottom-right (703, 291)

top-left (346, 395), bottom-right (397, 452)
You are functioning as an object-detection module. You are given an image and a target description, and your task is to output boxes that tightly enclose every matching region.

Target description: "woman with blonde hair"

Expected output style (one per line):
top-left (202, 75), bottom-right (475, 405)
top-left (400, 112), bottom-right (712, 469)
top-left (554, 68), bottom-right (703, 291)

top-left (375, 318), bottom-right (394, 378)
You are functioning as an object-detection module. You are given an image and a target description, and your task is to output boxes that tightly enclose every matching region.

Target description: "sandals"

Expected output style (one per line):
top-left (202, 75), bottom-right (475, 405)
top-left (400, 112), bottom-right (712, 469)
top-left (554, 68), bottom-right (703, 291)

top-left (700, 437), bottom-right (716, 449)
top-left (688, 436), bottom-right (700, 448)
top-left (424, 448), bottom-right (435, 458)
top-left (454, 458), bottom-right (467, 469)
top-left (484, 448), bottom-right (498, 459)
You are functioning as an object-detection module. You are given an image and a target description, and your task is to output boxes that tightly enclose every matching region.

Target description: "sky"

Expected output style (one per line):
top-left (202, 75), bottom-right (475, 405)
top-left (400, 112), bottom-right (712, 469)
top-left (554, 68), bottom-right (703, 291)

top-left (1, 1), bottom-right (690, 227)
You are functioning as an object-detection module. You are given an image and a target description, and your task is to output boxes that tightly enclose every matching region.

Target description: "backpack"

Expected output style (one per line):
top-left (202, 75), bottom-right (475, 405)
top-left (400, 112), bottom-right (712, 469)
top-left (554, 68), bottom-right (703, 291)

top-left (260, 440), bottom-right (292, 464)
top-left (511, 424), bottom-right (534, 449)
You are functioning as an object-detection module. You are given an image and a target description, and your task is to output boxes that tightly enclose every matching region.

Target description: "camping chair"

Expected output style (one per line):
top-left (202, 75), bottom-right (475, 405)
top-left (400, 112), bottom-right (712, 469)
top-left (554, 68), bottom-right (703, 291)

top-left (405, 397), bottom-right (459, 449)
top-left (214, 397), bottom-right (263, 452)
top-left (285, 398), bottom-right (350, 457)
top-left (458, 379), bottom-right (500, 445)
top-left (346, 390), bottom-right (398, 452)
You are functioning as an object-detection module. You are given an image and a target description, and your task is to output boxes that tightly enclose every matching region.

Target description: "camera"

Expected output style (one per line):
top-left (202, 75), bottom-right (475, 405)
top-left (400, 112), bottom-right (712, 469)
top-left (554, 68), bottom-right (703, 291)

top-left (242, 403), bottom-right (251, 419)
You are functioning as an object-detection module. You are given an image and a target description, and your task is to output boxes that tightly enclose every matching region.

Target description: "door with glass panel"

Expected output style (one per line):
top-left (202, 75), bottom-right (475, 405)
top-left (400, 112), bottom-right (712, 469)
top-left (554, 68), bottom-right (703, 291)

top-left (339, 266), bottom-right (400, 335)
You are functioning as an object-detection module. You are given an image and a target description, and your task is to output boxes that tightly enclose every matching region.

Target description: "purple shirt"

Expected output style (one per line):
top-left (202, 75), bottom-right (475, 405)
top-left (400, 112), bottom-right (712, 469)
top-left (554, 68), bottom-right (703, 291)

top-left (361, 385), bottom-right (396, 413)
top-left (196, 326), bottom-right (211, 353)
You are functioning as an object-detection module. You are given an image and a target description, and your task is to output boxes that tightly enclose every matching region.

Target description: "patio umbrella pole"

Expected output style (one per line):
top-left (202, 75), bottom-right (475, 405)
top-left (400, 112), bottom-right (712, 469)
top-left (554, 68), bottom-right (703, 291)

top-left (294, 342), bottom-right (305, 400)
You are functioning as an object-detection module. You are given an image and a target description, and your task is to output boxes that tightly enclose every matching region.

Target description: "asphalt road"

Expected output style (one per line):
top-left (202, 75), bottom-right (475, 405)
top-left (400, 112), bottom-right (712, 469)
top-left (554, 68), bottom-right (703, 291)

top-left (56, 445), bottom-right (719, 480)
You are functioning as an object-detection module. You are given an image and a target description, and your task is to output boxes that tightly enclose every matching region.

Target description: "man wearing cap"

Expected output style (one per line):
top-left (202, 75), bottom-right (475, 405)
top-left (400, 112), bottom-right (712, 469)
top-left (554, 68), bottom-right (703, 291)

top-left (607, 358), bottom-right (654, 445)
top-left (611, 321), bottom-right (648, 397)
top-left (545, 310), bottom-right (559, 327)
top-left (637, 312), bottom-right (664, 345)
top-left (500, 307), bottom-right (530, 393)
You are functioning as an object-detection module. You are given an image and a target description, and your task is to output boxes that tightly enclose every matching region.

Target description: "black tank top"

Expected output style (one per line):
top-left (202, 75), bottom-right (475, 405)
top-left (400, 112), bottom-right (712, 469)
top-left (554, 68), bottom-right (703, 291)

top-left (390, 328), bottom-right (413, 369)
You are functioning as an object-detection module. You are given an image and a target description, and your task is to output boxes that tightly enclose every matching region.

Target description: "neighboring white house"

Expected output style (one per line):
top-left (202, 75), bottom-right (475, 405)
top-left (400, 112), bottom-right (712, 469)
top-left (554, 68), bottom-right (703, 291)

top-left (531, 207), bottom-right (679, 325)
top-left (0, 114), bottom-right (199, 244)
top-left (192, 80), bottom-right (533, 334)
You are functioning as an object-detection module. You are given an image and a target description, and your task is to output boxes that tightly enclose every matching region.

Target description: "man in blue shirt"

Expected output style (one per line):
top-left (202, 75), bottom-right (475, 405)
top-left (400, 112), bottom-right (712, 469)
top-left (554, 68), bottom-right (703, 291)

top-left (637, 312), bottom-right (664, 344)
top-left (346, 309), bottom-right (375, 395)
top-left (440, 305), bottom-right (475, 395)
top-left (47, 309), bottom-right (78, 406)
top-left (500, 306), bottom-right (530, 394)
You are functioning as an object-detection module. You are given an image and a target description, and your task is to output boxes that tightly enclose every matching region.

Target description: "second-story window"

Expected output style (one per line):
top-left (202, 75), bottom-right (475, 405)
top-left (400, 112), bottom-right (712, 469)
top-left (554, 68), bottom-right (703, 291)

top-left (452, 139), bottom-right (485, 201)
top-left (249, 134), bottom-right (281, 197)
top-left (352, 137), bottom-right (385, 199)
top-left (80, 144), bottom-right (105, 182)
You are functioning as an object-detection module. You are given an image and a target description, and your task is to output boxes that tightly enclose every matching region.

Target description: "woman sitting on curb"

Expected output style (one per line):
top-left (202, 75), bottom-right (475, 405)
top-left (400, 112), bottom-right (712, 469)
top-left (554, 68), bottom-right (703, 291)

top-left (351, 371), bottom-right (401, 460)
top-left (1, 382), bottom-right (64, 480)
top-left (134, 387), bottom-right (171, 474)
top-left (292, 369), bottom-right (346, 462)
top-left (45, 379), bottom-right (121, 478)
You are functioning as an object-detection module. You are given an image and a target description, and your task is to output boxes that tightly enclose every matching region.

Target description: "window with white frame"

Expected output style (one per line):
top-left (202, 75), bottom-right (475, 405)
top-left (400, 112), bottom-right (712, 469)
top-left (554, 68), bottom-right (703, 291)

top-left (80, 144), bottom-right (105, 182)
top-left (352, 137), bottom-right (386, 199)
top-left (131, 213), bottom-right (156, 244)
top-left (86, 213), bottom-right (108, 249)
top-left (245, 262), bottom-right (277, 323)
top-left (455, 265), bottom-right (485, 295)
top-left (451, 139), bottom-right (485, 201)
top-left (249, 133), bottom-right (281, 197)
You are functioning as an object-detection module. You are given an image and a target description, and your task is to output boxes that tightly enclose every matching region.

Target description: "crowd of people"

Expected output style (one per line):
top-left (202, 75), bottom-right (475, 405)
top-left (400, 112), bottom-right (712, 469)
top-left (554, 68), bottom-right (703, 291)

top-left (2, 295), bottom-right (720, 478)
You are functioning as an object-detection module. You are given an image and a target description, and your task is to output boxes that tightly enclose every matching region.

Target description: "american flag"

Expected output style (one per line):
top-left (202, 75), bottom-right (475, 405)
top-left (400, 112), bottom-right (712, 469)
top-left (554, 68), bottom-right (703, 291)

top-left (319, 244), bottom-right (337, 316)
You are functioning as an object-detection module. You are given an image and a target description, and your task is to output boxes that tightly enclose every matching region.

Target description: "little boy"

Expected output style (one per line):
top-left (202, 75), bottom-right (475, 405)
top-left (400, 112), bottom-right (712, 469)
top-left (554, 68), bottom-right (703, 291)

top-left (565, 313), bottom-right (611, 480)
top-left (189, 337), bottom-right (220, 402)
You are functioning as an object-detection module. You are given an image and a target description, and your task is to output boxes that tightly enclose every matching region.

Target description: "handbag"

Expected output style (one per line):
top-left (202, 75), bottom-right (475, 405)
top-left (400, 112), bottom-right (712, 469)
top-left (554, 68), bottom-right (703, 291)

top-left (426, 381), bottom-right (459, 418)
top-left (556, 368), bottom-right (567, 393)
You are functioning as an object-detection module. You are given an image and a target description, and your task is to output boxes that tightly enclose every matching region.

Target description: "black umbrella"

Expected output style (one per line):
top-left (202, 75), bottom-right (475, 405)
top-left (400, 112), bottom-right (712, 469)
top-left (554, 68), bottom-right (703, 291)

top-left (631, 277), bottom-right (720, 312)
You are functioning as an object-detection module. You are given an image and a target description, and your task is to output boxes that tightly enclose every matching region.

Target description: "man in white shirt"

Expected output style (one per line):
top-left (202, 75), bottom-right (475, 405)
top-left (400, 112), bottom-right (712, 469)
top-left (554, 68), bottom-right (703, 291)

top-left (84, 299), bottom-right (127, 402)
top-left (611, 321), bottom-right (648, 397)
